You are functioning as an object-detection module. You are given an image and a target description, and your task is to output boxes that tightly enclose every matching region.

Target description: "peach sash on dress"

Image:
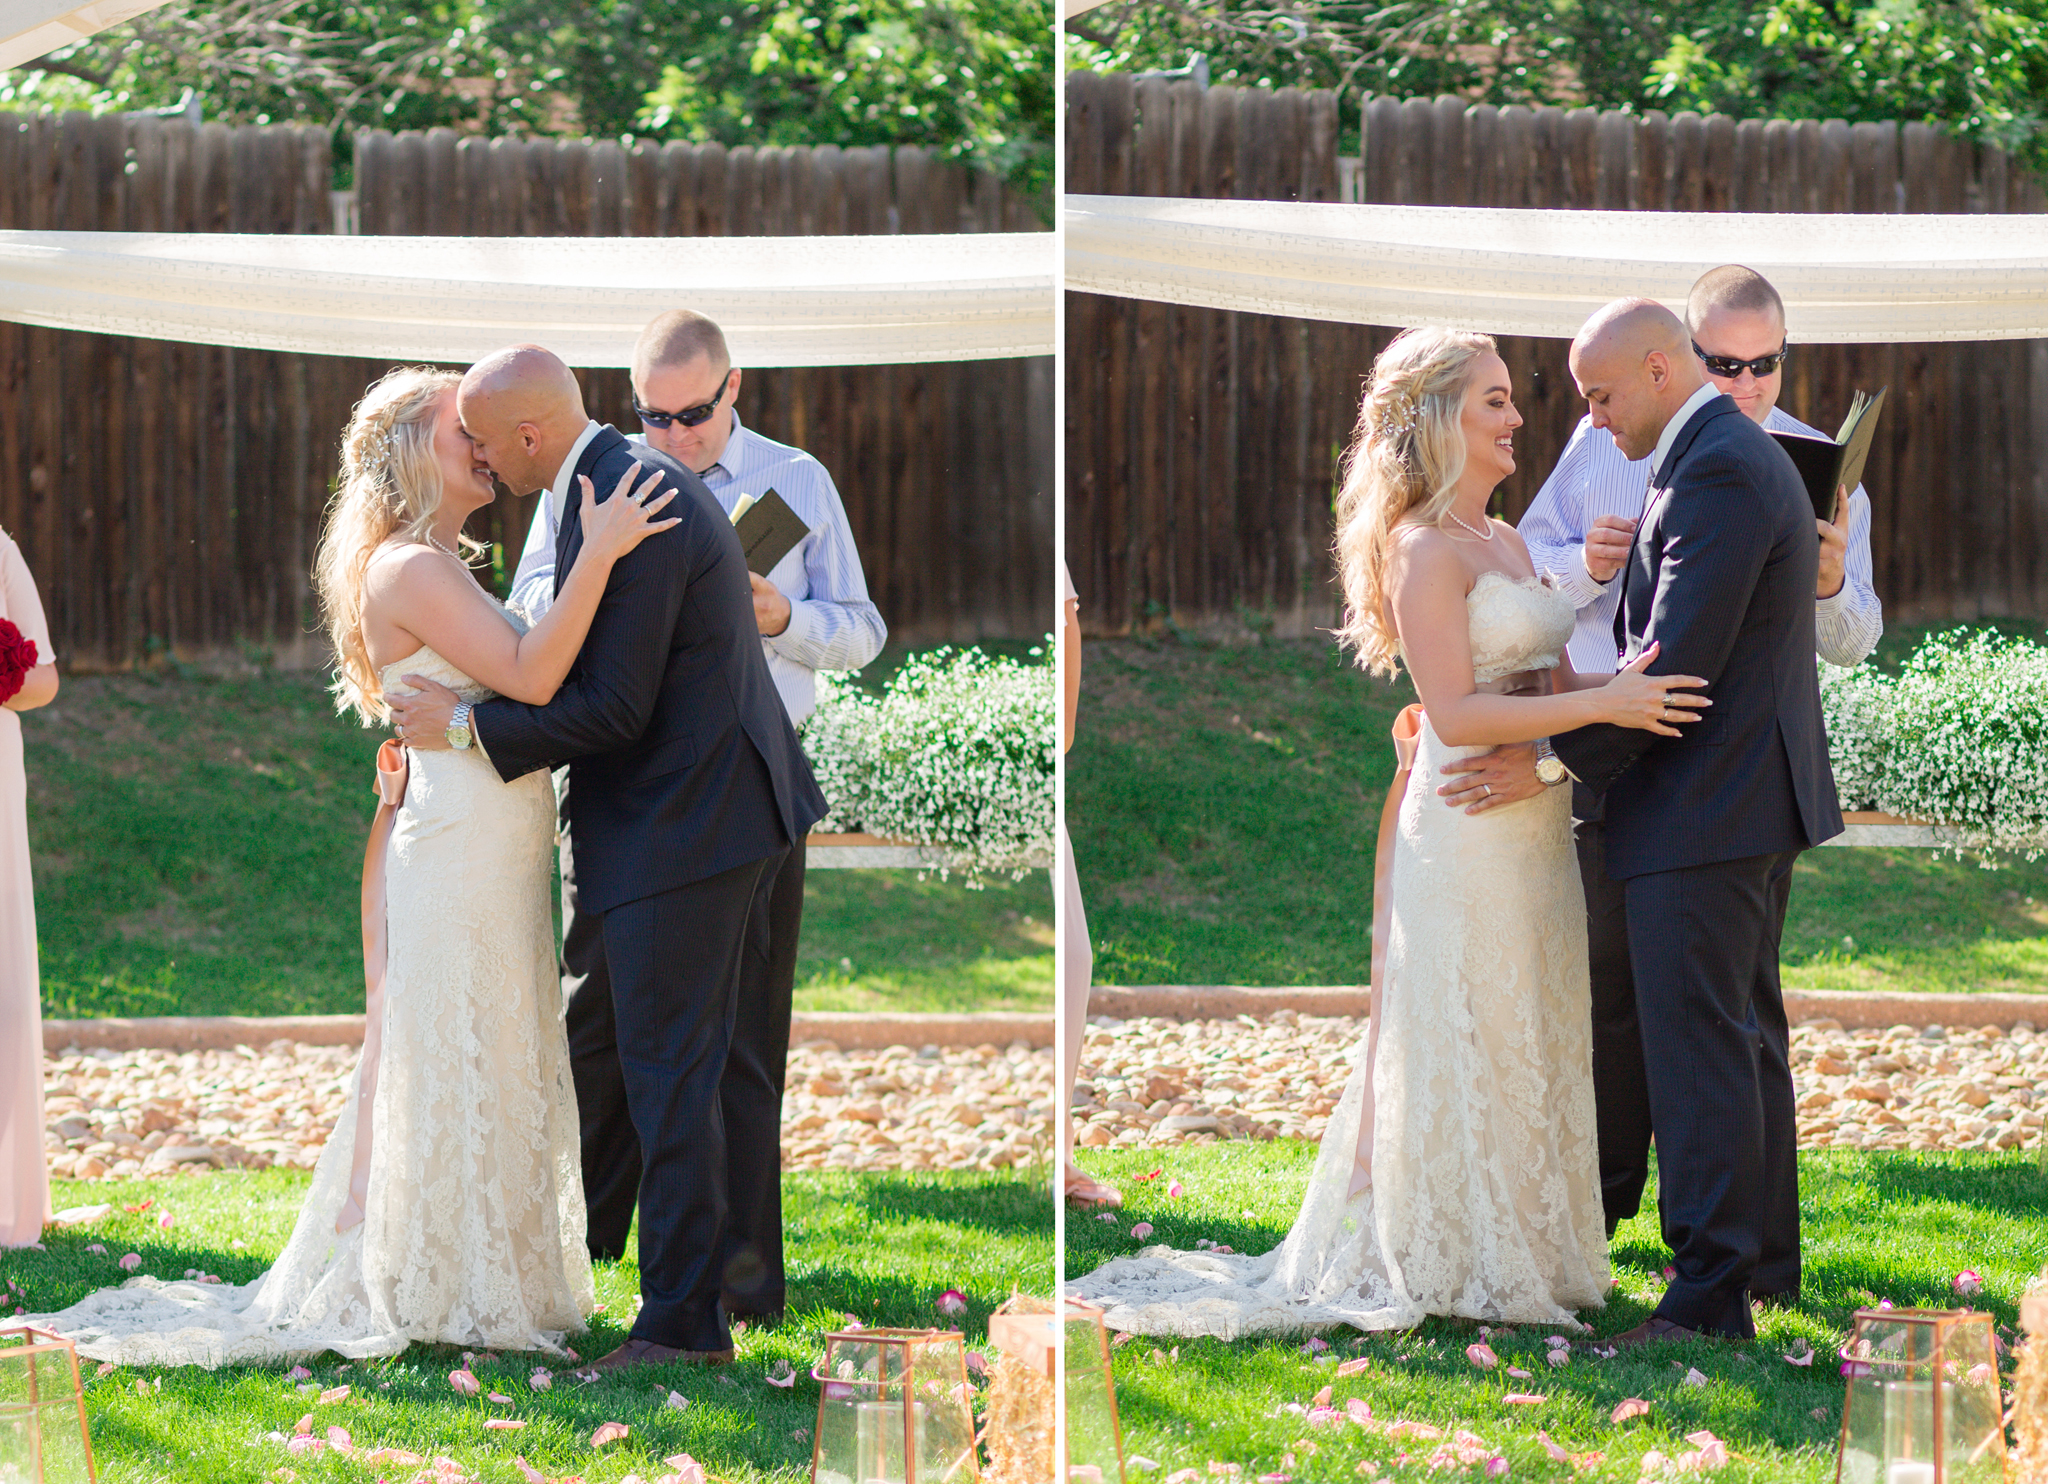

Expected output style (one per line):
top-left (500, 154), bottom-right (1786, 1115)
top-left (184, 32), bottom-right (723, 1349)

top-left (338, 739), bottom-right (407, 1235)
top-left (1350, 703), bottom-right (1422, 1198)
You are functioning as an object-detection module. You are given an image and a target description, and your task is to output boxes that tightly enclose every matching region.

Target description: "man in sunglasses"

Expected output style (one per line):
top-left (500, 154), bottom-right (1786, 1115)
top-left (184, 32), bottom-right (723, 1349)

top-left (508, 309), bottom-right (886, 1330)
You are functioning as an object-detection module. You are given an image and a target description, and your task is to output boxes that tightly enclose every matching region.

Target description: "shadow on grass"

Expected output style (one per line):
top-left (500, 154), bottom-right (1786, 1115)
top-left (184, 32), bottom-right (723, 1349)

top-left (845, 1171), bottom-right (1053, 1237)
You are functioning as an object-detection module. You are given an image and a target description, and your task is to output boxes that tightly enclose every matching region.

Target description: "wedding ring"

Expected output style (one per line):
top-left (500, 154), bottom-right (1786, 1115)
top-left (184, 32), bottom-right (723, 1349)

top-left (1482, 784), bottom-right (1492, 798)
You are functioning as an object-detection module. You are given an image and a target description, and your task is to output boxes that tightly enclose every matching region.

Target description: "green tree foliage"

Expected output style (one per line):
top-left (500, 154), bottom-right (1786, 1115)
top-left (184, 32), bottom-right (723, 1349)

top-left (0, 0), bottom-right (1052, 203)
top-left (1064, 1), bottom-right (2048, 174)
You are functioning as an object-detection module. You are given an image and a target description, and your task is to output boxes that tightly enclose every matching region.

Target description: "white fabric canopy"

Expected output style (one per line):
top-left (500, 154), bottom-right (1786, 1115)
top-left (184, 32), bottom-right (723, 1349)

top-left (0, 0), bottom-right (173, 71)
top-left (1066, 194), bottom-right (2048, 342)
top-left (0, 229), bottom-right (1055, 364)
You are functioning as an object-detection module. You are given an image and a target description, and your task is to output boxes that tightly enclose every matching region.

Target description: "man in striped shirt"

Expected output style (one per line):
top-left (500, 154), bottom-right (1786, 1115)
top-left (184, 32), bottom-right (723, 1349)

top-left (1453, 266), bottom-right (1883, 1268)
top-left (510, 309), bottom-right (887, 1326)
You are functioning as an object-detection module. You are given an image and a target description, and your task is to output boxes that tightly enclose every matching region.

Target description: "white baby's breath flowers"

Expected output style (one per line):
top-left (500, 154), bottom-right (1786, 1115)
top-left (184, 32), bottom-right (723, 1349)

top-left (801, 643), bottom-right (1055, 884)
top-left (1821, 627), bottom-right (2048, 859)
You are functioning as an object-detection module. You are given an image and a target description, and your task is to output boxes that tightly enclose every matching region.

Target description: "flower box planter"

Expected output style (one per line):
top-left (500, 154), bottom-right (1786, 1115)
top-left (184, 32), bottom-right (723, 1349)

top-left (805, 830), bottom-right (1050, 871)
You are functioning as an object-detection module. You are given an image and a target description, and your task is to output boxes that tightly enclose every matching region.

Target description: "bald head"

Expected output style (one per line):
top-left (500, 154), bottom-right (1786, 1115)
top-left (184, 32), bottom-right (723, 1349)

top-left (457, 345), bottom-right (590, 497)
top-left (1568, 298), bottom-right (1708, 462)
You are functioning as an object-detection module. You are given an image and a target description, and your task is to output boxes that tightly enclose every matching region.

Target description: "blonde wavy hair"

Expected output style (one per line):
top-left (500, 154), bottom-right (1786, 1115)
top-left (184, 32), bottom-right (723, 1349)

top-left (1332, 327), bottom-right (1500, 676)
top-left (312, 366), bottom-right (480, 725)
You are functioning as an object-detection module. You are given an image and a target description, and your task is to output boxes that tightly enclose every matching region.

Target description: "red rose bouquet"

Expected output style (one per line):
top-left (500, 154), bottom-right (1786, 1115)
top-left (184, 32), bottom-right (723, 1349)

top-left (0, 618), bottom-right (39, 705)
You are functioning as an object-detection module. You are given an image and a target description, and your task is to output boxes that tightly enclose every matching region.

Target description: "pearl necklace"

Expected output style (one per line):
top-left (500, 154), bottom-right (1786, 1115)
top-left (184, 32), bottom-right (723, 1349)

top-left (1442, 510), bottom-right (1496, 542)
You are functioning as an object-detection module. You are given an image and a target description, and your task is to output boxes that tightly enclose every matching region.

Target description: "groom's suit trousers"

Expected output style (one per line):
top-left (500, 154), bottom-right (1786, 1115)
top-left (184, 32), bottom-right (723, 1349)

top-left (564, 835), bottom-right (804, 1316)
top-left (564, 849), bottom-right (781, 1352)
top-left (1620, 848), bottom-right (1801, 1339)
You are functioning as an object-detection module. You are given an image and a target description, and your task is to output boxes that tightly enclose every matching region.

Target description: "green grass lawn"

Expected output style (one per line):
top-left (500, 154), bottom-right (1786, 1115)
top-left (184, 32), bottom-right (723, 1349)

top-left (1067, 623), bottom-right (2048, 993)
top-left (0, 1166), bottom-right (1049, 1482)
top-left (26, 657), bottom-right (1051, 1020)
top-left (1065, 1143), bottom-right (2048, 1482)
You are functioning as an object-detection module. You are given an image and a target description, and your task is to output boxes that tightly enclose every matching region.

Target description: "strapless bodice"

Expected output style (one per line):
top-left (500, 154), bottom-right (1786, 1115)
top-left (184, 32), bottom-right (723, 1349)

top-left (377, 599), bottom-right (527, 707)
top-left (1461, 571), bottom-right (1577, 683)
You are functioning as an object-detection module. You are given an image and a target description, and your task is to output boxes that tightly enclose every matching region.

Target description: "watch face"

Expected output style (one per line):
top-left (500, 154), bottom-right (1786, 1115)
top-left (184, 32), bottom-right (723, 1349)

top-left (1538, 759), bottom-right (1567, 784)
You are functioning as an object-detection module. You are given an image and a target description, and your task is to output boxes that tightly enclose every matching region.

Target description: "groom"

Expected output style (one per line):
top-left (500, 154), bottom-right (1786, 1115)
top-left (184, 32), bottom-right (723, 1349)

top-left (391, 345), bottom-right (828, 1367)
top-left (1549, 301), bottom-right (1842, 1343)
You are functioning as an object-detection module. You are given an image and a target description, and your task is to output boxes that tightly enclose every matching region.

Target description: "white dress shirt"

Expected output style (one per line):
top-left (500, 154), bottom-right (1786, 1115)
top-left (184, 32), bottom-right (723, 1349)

top-left (508, 412), bottom-right (886, 724)
top-left (1519, 393), bottom-right (1885, 675)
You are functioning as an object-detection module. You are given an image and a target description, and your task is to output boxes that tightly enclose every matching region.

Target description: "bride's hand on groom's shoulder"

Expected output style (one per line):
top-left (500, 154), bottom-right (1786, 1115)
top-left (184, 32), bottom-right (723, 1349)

top-left (1600, 642), bottom-right (1710, 736)
top-left (578, 464), bottom-right (681, 567)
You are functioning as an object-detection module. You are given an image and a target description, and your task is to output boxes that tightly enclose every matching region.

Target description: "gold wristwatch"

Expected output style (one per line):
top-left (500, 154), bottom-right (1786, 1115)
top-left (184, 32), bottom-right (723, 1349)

top-left (1535, 737), bottom-right (1568, 786)
top-left (447, 701), bottom-right (474, 751)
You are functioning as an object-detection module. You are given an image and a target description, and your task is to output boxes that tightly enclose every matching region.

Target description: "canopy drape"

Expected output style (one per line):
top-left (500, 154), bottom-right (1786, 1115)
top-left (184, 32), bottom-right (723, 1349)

top-left (0, 0), bottom-right (173, 71)
top-left (0, 229), bottom-right (1055, 364)
top-left (1065, 194), bottom-right (2048, 343)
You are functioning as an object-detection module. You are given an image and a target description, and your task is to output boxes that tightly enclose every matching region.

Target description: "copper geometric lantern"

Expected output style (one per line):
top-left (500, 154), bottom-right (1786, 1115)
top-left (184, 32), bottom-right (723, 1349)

top-left (1836, 1308), bottom-right (2006, 1484)
top-left (810, 1327), bottom-right (979, 1484)
top-left (0, 1326), bottom-right (97, 1484)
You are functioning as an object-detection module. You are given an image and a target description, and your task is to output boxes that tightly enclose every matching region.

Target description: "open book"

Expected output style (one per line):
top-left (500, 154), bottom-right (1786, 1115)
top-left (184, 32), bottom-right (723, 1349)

top-left (1769, 386), bottom-right (1887, 521)
top-left (727, 487), bottom-right (810, 576)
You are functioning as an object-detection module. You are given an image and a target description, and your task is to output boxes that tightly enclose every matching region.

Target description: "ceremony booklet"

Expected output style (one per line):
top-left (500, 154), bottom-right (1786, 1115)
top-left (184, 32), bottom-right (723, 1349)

top-left (1769, 386), bottom-right (1888, 521)
top-left (727, 487), bottom-right (810, 576)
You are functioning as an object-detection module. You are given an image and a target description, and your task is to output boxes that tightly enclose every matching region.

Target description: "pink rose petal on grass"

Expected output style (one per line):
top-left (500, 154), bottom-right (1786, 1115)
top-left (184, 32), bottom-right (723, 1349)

top-left (448, 1368), bottom-right (480, 1395)
top-left (664, 1454), bottom-right (708, 1484)
top-left (156, 1213), bottom-right (174, 1232)
top-left (1506, 1366), bottom-right (1532, 1379)
top-left (766, 1360), bottom-right (797, 1388)
top-left (318, 1385), bottom-right (350, 1405)
top-left (528, 1368), bottom-right (553, 1391)
top-left (1684, 1430), bottom-right (1730, 1467)
top-left (514, 1459), bottom-right (547, 1484)
top-left (1545, 1349), bottom-right (1569, 1368)
top-left (592, 1420), bottom-right (631, 1447)
top-left (1166, 1472), bottom-right (1200, 1484)
top-left (487, 1391), bottom-right (514, 1404)
top-left (483, 1418), bottom-right (527, 1430)
top-left (1537, 1432), bottom-right (1571, 1463)
top-left (1784, 1345), bottom-right (1814, 1367)
top-left (965, 1351), bottom-right (988, 1377)
top-left (1611, 1397), bottom-right (1651, 1424)
top-left (1485, 1460), bottom-right (1510, 1478)
top-left (286, 1365), bottom-right (312, 1381)
top-left (937, 1288), bottom-right (968, 1317)
top-left (1955, 1270), bottom-right (1984, 1297)
top-left (1682, 1367), bottom-right (1708, 1388)
top-left (284, 1435), bottom-right (324, 1457)
top-left (1167, 1180), bottom-right (1186, 1198)
top-left (324, 1426), bottom-right (352, 1454)
top-left (1131, 1223), bottom-right (1154, 1240)
top-left (1466, 1343), bottom-right (1498, 1369)
top-left (1502, 1393), bottom-right (1547, 1405)
top-left (293, 1413), bottom-right (315, 1436)
top-left (118, 1253), bottom-right (141, 1272)
top-left (1345, 1399), bottom-right (1373, 1427)
top-left (84, 1243), bottom-right (106, 1255)
top-left (1310, 1385), bottom-right (1333, 1408)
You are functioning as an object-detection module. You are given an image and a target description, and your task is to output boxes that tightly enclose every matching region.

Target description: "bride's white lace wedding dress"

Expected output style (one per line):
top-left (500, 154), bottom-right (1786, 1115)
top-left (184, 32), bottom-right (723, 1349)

top-left (22, 611), bottom-right (595, 1366)
top-left (1068, 573), bottom-right (1610, 1338)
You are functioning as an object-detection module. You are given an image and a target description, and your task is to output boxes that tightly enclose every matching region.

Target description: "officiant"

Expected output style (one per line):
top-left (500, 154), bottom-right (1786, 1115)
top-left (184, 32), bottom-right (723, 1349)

top-left (509, 309), bottom-right (887, 1323)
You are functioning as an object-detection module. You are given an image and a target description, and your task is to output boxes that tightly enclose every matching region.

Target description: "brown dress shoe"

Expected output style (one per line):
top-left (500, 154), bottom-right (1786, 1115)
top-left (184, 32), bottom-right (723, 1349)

top-left (1610, 1316), bottom-right (1708, 1349)
top-left (590, 1337), bottom-right (735, 1372)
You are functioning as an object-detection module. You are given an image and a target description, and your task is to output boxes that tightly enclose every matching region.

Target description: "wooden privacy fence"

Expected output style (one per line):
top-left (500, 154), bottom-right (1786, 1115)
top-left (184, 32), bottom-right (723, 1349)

top-left (1065, 71), bottom-right (2048, 637)
top-left (0, 113), bottom-right (1052, 671)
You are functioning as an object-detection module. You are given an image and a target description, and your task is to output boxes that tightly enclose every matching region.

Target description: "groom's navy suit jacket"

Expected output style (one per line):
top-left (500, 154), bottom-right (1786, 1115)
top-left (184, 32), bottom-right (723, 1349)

top-left (1550, 394), bottom-right (1842, 879)
top-left (474, 425), bottom-right (828, 913)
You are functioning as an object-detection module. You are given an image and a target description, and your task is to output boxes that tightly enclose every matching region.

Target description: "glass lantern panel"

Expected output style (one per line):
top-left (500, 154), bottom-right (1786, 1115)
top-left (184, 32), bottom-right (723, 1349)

top-left (815, 1379), bottom-right (868, 1484)
top-left (1940, 1322), bottom-right (2006, 1484)
top-left (1840, 1373), bottom-right (1891, 1484)
top-left (0, 1343), bottom-right (92, 1484)
top-left (907, 1339), bottom-right (976, 1484)
top-left (826, 1338), bottom-right (911, 1395)
top-left (1064, 1313), bottom-right (1121, 1484)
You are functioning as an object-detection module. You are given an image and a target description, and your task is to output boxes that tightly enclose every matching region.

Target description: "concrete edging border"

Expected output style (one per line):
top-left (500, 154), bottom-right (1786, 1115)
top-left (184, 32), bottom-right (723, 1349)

top-left (1085, 985), bottom-right (2047, 1032)
top-left (42, 1011), bottom-right (1052, 1054)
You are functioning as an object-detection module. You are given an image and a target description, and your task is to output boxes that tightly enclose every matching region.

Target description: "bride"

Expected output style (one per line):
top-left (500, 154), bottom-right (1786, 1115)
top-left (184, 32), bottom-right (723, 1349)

top-left (22, 366), bottom-right (676, 1366)
top-left (1067, 328), bottom-right (1708, 1337)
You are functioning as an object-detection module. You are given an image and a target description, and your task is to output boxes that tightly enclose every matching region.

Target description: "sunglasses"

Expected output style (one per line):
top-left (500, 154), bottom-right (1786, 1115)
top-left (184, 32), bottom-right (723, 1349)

top-left (633, 373), bottom-right (732, 429)
top-left (1693, 341), bottom-right (1789, 379)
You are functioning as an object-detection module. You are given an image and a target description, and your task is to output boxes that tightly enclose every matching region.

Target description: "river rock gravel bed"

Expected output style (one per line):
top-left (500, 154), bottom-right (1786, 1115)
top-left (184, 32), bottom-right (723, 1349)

top-left (1073, 1010), bottom-right (2048, 1154)
top-left (41, 1037), bottom-right (1052, 1184)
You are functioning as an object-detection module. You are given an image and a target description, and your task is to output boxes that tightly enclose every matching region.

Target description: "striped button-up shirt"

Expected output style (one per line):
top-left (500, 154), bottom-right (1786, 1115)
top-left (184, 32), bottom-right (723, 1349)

top-left (508, 413), bottom-right (887, 723)
top-left (1517, 405), bottom-right (1885, 675)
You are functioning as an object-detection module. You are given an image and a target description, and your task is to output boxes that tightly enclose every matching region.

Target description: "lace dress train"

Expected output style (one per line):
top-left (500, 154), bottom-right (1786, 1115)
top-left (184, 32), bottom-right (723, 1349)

top-left (1067, 574), bottom-right (1611, 1338)
top-left (20, 630), bottom-right (595, 1367)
